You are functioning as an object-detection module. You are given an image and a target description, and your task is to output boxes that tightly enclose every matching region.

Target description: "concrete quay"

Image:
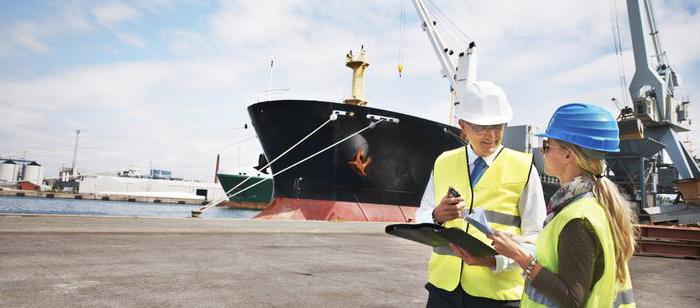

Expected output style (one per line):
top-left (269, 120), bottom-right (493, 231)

top-left (0, 215), bottom-right (698, 307)
top-left (0, 188), bottom-right (208, 205)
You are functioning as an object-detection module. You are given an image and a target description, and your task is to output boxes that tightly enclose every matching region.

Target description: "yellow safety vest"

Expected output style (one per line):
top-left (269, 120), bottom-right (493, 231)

top-left (521, 195), bottom-right (635, 308)
top-left (429, 146), bottom-right (533, 300)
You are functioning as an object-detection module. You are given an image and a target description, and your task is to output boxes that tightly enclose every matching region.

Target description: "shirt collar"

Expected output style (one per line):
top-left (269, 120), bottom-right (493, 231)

top-left (467, 144), bottom-right (503, 167)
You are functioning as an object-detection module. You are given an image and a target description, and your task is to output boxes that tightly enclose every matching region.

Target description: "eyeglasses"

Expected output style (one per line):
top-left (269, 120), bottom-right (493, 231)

top-left (541, 139), bottom-right (564, 153)
top-left (469, 123), bottom-right (506, 134)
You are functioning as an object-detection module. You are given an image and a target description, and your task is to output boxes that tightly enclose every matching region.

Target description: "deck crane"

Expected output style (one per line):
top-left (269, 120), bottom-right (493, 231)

top-left (626, 0), bottom-right (700, 180)
top-left (411, 0), bottom-right (476, 125)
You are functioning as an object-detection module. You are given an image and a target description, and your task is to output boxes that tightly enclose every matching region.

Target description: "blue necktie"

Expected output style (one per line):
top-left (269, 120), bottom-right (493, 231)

top-left (470, 157), bottom-right (487, 186)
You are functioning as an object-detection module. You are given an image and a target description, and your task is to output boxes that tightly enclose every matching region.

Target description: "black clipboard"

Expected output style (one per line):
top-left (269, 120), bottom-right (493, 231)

top-left (385, 223), bottom-right (497, 257)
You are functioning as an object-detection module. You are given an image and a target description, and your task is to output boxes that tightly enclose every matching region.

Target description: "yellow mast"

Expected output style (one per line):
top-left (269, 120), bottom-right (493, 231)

top-left (344, 45), bottom-right (369, 106)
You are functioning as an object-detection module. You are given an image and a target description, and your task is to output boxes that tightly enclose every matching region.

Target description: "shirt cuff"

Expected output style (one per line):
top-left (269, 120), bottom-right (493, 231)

top-left (493, 255), bottom-right (513, 273)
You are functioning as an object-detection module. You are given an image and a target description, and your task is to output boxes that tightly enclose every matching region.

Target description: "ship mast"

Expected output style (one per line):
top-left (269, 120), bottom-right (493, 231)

top-left (411, 0), bottom-right (476, 125)
top-left (344, 45), bottom-right (369, 106)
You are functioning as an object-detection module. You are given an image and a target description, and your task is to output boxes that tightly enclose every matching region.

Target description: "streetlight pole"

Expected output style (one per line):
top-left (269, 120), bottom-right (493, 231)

top-left (71, 130), bottom-right (81, 177)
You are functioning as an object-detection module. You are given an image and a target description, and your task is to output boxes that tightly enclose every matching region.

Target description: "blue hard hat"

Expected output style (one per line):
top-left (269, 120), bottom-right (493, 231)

top-left (536, 103), bottom-right (620, 153)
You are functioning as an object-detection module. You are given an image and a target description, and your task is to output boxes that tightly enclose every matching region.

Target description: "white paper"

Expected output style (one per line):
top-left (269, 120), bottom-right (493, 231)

top-left (464, 208), bottom-right (494, 236)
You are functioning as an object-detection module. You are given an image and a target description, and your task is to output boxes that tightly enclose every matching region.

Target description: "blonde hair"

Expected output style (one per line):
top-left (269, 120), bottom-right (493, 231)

top-left (559, 141), bottom-right (637, 283)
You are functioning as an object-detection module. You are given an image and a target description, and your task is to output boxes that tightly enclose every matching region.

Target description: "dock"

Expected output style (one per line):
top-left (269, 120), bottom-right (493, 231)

top-left (0, 215), bottom-right (698, 307)
top-left (0, 188), bottom-right (208, 205)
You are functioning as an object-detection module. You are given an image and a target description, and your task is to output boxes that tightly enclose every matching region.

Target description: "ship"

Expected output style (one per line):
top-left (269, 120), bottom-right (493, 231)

top-left (247, 1), bottom-right (539, 222)
top-left (249, 98), bottom-right (463, 221)
top-left (216, 169), bottom-right (273, 209)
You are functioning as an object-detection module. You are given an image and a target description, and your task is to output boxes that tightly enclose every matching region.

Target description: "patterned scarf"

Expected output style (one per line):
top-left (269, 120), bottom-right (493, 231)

top-left (544, 175), bottom-right (595, 226)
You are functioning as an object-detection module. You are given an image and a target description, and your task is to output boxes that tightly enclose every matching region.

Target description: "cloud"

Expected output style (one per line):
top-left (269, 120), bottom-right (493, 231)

top-left (0, 41), bottom-right (9, 57)
top-left (115, 32), bottom-right (146, 48)
top-left (137, 0), bottom-right (178, 14)
top-left (0, 55), bottom-right (261, 178)
top-left (2, 0), bottom-right (699, 181)
top-left (165, 30), bottom-right (211, 56)
top-left (8, 21), bottom-right (51, 53)
top-left (91, 2), bottom-right (141, 28)
top-left (654, 0), bottom-right (700, 66)
top-left (0, 4), bottom-right (92, 57)
top-left (209, 1), bottom-right (310, 47)
top-left (548, 52), bottom-right (624, 87)
top-left (0, 62), bottom-right (169, 111)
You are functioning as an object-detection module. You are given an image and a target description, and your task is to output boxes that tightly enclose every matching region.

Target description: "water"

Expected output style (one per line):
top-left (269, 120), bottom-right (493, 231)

top-left (0, 196), bottom-right (260, 219)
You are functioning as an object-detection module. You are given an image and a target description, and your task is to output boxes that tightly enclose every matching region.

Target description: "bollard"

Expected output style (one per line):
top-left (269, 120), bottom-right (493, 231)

top-left (191, 205), bottom-right (207, 218)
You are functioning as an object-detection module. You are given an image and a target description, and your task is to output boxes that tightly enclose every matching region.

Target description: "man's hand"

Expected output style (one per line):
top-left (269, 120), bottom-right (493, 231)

top-left (448, 244), bottom-right (495, 268)
top-left (432, 191), bottom-right (465, 224)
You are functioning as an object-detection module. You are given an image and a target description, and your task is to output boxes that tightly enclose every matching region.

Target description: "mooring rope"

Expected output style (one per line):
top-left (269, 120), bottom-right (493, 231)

top-left (193, 117), bottom-right (387, 216)
top-left (194, 113), bottom-right (356, 215)
top-left (231, 118), bottom-right (387, 197)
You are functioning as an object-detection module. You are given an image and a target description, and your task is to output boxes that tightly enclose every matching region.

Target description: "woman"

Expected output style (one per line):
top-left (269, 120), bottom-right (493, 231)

top-left (458, 103), bottom-right (637, 307)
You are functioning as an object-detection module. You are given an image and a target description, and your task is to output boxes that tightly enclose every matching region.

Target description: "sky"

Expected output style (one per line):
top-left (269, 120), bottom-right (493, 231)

top-left (1, 0), bottom-right (699, 182)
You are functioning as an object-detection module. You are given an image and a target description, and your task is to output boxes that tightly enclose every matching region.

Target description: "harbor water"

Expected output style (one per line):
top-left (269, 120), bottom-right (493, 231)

top-left (0, 196), bottom-right (260, 219)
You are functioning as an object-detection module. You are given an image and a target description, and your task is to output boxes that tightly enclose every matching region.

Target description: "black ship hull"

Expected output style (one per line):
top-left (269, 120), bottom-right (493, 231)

top-left (248, 100), bottom-right (463, 218)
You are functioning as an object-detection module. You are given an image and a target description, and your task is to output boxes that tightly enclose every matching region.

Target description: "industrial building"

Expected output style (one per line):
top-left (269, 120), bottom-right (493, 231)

top-left (0, 159), bottom-right (44, 188)
top-left (78, 175), bottom-right (226, 201)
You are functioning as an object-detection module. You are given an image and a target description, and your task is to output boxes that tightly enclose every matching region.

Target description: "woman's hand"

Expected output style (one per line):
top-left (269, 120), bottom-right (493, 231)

top-left (489, 231), bottom-right (530, 268)
top-left (448, 244), bottom-right (495, 268)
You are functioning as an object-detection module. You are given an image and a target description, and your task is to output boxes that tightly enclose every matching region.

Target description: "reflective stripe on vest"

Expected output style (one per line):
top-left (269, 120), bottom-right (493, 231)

top-left (428, 146), bottom-right (533, 300)
top-left (523, 282), bottom-right (635, 308)
top-left (614, 288), bottom-right (635, 307)
top-left (484, 209), bottom-right (521, 227)
top-left (523, 278), bottom-right (558, 307)
top-left (614, 265), bottom-right (636, 308)
top-left (431, 208), bottom-right (522, 256)
top-left (521, 196), bottom-right (635, 308)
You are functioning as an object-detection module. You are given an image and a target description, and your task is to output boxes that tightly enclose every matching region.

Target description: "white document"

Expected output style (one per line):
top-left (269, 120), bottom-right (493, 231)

top-left (464, 208), bottom-right (494, 236)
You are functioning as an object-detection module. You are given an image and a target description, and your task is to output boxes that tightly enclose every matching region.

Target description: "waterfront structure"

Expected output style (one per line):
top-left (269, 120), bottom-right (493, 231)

top-left (0, 159), bottom-right (43, 186)
top-left (0, 160), bottom-right (19, 183)
top-left (79, 175), bottom-right (225, 201)
top-left (22, 161), bottom-right (43, 185)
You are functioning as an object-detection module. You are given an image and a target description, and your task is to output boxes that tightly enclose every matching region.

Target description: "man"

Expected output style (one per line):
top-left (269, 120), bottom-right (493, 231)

top-left (416, 81), bottom-right (546, 307)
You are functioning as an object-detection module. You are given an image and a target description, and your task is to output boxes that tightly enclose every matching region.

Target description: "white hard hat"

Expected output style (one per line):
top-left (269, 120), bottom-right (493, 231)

top-left (453, 81), bottom-right (513, 126)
